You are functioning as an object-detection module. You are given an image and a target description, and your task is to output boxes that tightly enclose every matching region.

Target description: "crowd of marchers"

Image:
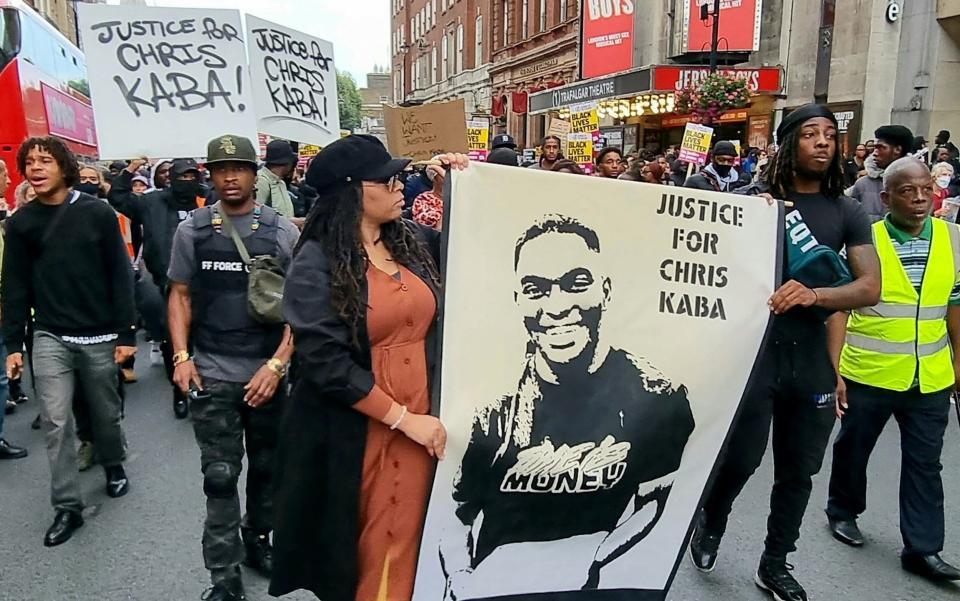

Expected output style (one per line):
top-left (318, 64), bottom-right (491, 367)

top-left (0, 102), bottom-right (957, 601)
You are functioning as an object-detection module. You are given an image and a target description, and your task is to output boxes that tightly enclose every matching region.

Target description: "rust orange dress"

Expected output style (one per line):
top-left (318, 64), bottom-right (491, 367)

top-left (354, 263), bottom-right (437, 601)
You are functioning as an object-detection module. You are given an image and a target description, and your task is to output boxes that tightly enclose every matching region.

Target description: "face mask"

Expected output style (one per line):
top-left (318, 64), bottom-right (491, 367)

top-left (171, 178), bottom-right (200, 201)
top-left (75, 182), bottom-right (100, 196)
top-left (937, 176), bottom-right (951, 188)
top-left (713, 164), bottom-right (733, 177)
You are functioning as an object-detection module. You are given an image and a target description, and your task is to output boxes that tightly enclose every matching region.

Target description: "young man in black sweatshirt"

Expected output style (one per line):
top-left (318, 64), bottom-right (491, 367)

top-left (2, 137), bottom-right (138, 547)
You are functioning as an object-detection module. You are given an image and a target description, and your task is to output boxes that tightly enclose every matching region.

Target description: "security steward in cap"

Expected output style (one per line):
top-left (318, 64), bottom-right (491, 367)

top-left (826, 157), bottom-right (960, 581)
top-left (110, 157), bottom-right (207, 419)
top-left (167, 135), bottom-right (300, 601)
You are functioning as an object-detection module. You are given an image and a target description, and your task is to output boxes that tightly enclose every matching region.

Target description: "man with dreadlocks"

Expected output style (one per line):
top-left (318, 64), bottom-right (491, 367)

top-left (688, 104), bottom-right (882, 601)
top-left (167, 134), bottom-right (299, 601)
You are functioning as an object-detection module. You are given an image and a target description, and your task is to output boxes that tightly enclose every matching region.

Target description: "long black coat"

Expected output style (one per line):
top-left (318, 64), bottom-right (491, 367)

top-left (269, 222), bottom-right (441, 601)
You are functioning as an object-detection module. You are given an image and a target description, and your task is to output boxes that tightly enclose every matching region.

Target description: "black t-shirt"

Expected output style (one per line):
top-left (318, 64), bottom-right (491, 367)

top-left (771, 192), bottom-right (872, 392)
top-left (453, 349), bottom-right (695, 567)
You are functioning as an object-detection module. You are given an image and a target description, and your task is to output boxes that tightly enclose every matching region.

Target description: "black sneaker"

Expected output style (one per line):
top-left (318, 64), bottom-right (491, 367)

top-left (689, 514), bottom-right (722, 572)
top-left (241, 528), bottom-right (273, 576)
top-left (755, 559), bottom-right (807, 601)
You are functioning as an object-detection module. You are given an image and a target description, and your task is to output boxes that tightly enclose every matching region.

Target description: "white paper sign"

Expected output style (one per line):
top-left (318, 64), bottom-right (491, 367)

top-left (245, 16), bottom-right (340, 146)
top-left (77, 4), bottom-right (257, 159)
top-left (413, 164), bottom-right (782, 599)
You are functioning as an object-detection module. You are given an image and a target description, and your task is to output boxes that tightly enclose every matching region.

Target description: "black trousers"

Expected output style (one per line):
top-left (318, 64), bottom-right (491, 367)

top-left (827, 379), bottom-right (951, 557)
top-left (701, 344), bottom-right (837, 560)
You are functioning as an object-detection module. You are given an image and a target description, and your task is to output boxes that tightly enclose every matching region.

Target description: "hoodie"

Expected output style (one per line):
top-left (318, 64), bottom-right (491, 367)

top-left (846, 155), bottom-right (885, 223)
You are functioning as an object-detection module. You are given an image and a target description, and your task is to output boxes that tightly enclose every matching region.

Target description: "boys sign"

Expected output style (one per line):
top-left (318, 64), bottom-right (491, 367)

top-left (245, 16), bottom-right (340, 146)
top-left (77, 4), bottom-right (257, 159)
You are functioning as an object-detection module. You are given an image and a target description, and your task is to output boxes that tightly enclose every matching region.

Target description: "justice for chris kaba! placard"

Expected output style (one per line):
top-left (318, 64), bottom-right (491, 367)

top-left (414, 163), bottom-right (783, 600)
top-left (77, 5), bottom-right (258, 159)
top-left (245, 15), bottom-right (339, 147)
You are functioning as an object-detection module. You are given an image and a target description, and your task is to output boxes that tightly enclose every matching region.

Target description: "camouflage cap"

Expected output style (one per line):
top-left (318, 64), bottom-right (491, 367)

top-left (205, 134), bottom-right (258, 166)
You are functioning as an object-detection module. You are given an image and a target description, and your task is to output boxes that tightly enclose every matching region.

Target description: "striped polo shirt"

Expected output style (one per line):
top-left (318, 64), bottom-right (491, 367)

top-left (883, 216), bottom-right (960, 305)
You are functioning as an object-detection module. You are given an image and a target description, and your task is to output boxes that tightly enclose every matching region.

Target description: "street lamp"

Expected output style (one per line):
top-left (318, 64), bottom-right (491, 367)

top-left (699, 0), bottom-right (722, 73)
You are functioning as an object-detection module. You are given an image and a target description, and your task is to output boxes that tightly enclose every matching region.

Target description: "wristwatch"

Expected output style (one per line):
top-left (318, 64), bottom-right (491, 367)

top-left (172, 351), bottom-right (191, 366)
top-left (266, 358), bottom-right (287, 378)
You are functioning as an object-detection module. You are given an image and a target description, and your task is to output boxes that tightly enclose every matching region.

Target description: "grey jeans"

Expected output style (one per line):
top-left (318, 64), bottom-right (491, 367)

top-left (33, 331), bottom-right (126, 513)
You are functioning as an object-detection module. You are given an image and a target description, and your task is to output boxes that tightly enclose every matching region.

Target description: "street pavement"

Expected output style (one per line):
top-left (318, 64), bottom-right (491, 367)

top-left (2, 339), bottom-right (959, 601)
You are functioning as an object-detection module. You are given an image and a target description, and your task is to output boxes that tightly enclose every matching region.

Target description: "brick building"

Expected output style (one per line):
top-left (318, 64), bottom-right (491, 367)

top-left (489, 0), bottom-right (580, 147)
top-left (390, 0), bottom-right (493, 118)
top-left (357, 66), bottom-right (394, 143)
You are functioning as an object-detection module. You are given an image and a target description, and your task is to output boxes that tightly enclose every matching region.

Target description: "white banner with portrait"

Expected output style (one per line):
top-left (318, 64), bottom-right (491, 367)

top-left (413, 163), bottom-right (783, 600)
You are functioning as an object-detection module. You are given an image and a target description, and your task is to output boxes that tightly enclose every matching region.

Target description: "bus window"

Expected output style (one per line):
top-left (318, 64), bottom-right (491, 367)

top-left (0, 7), bottom-right (21, 73)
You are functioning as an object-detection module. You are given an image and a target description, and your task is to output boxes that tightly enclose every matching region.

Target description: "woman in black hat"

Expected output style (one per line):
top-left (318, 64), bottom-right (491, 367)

top-left (270, 135), bottom-right (467, 601)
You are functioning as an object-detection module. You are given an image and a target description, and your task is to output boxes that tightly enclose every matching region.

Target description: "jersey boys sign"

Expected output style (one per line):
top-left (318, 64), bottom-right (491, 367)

top-left (414, 164), bottom-right (782, 600)
top-left (581, 0), bottom-right (636, 79)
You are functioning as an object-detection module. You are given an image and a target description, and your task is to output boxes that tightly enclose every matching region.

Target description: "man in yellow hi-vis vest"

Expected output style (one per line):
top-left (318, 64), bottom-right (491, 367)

top-left (826, 157), bottom-right (960, 581)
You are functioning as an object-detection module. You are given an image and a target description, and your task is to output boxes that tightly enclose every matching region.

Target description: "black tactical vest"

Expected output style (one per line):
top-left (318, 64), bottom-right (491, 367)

top-left (190, 205), bottom-right (285, 358)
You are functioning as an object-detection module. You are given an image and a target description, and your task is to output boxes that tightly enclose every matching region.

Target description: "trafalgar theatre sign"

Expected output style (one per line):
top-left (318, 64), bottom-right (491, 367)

top-left (530, 65), bottom-right (783, 114)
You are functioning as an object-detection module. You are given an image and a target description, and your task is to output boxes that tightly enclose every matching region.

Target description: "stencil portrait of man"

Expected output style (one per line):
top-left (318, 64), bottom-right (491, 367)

top-left (439, 214), bottom-right (696, 598)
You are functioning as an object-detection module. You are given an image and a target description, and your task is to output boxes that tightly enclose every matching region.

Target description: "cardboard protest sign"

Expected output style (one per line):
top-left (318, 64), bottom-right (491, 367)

top-left (466, 120), bottom-right (490, 161)
top-left (414, 164), bottom-right (782, 600)
top-left (566, 132), bottom-right (594, 174)
top-left (77, 4), bottom-right (256, 159)
top-left (384, 99), bottom-right (468, 161)
top-left (678, 123), bottom-right (714, 166)
top-left (245, 16), bottom-right (340, 146)
top-left (570, 102), bottom-right (600, 134)
top-left (548, 117), bottom-right (572, 147)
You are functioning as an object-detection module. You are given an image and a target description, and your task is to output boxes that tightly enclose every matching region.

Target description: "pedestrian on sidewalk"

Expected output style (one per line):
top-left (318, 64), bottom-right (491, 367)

top-left (3, 137), bottom-right (137, 547)
top-left (0, 158), bottom-right (26, 461)
top-left (270, 135), bottom-right (468, 601)
top-left (688, 104), bottom-right (881, 601)
top-left (826, 156), bottom-right (960, 582)
top-left (110, 157), bottom-right (206, 419)
top-left (167, 135), bottom-right (299, 601)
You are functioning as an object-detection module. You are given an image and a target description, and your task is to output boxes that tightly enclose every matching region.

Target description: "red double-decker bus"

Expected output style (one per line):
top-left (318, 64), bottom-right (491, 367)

top-left (0, 0), bottom-right (98, 206)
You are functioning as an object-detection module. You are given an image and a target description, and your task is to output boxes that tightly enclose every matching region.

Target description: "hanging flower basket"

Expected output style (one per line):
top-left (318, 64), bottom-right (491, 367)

top-left (674, 73), bottom-right (751, 125)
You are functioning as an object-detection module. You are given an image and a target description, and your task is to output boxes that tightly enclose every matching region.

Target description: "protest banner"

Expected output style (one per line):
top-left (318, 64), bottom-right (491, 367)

top-left (466, 120), bottom-right (490, 161)
top-left (383, 98), bottom-right (468, 161)
top-left (413, 163), bottom-right (782, 600)
top-left (678, 123), bottom-right (714, 166)
top-left (566, 132), bottom-right (594, 174)
top-left (570, 102), bottom-right (600, 134)
top-left (77, 4), bottom-right (257, 159)
top-left (298, 143), bottom-right (321, 168)
top-left (245, 16), bottom-right (340, 146)
top-left (548, 117), bottom-right (571, 145)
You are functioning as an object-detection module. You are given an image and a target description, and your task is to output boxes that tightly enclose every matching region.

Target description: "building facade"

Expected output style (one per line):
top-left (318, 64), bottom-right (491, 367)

top-left (489, 0), bottom-right (580, 147)
top-left (391, 0), bottom-right (493, 119)
top-left (526, 0), bottom-right (960, 156)
top-left (357, 66), bottom-right (394, 143)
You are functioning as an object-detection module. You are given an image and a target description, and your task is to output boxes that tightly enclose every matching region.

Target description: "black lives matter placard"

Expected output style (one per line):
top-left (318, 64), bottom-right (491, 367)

top-left (77, 4), bottom-right (257, 158)
top-left (245, 15), bottom-right (340, 146)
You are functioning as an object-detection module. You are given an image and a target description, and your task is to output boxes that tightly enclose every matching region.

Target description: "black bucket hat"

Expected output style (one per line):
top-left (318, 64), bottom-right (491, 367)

top-left (305, 134), bottom-right (410, 191)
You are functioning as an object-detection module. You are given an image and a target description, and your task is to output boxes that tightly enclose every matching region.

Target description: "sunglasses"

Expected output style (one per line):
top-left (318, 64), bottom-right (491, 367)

top-left (372, 170), bottom-right (413, 189)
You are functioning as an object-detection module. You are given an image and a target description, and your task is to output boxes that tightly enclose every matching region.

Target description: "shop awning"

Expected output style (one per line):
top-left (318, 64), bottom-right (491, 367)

top-left (528, 65), bottom-right (784, 114)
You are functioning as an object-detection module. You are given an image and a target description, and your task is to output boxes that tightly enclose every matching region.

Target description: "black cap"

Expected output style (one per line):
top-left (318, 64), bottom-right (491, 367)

top-left (777, 104), bottom-right (837, 143)
top-left (264, 139), bottom-right (298, 166)
top-left (170, 158), bottom-right (200, 179)
top-left (486, 147), bottom-right (519, 166)
top-left (492, 134), bottom-right (517, 150)
top-left (305, 134), bottom-right (411, 191)
top-left (875, 125), bottom-right (915, 155)
top-left (109, 161), bottom-right (127, 171)
top-left (712, 141), bottom-right (738, 158)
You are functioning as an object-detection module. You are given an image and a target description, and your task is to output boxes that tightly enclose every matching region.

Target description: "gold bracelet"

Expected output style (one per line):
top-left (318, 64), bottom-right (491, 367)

top-left (266, 358), bottom-right (286, 378)
top-left (172, 351), bottom-right (191, 366)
